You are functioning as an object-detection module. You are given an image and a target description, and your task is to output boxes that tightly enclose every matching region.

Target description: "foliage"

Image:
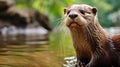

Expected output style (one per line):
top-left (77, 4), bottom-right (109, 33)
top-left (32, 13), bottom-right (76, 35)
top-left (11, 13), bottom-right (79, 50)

top-left (15, 0), bottom-right (120, 27)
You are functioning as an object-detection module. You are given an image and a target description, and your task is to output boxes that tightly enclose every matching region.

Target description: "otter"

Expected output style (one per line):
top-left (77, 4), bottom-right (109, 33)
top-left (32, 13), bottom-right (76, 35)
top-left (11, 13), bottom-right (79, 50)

top-left (64, 4), bottom-right (120, 67)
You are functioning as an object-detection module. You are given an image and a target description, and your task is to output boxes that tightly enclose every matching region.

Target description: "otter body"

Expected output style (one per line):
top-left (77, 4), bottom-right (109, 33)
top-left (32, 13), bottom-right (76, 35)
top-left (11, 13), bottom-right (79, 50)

top-left (64, 4), bottom-right (120, 67)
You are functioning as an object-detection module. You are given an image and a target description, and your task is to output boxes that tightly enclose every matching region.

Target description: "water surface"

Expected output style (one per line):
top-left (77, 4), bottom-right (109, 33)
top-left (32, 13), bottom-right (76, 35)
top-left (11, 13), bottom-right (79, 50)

top-left (0, 27), bottom-right (63, 67)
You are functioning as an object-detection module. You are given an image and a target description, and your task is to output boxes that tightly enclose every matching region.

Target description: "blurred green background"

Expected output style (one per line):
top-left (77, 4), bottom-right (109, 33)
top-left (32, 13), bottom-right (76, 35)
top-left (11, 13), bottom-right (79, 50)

top-left (15, 0), bottom-right (120, 27)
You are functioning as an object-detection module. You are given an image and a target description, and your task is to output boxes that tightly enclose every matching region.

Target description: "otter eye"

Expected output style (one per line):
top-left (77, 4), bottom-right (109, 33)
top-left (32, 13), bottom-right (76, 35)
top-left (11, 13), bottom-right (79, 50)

top-left (80, 10), bottom-right (85, 15)
top-left (67, 10), bottom-right (70, 14)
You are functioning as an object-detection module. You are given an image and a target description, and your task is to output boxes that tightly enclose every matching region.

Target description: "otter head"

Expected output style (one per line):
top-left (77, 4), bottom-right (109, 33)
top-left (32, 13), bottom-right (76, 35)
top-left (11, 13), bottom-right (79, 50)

top-left (64, 4), bottom-right (97, 29)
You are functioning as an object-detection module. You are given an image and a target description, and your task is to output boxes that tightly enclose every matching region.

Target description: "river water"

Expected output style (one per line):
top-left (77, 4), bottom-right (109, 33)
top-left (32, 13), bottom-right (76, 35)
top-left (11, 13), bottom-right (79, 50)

top-left (0, 27), bottom-right (63, 67)
top-left (0, 27), bottom-right (120, 67)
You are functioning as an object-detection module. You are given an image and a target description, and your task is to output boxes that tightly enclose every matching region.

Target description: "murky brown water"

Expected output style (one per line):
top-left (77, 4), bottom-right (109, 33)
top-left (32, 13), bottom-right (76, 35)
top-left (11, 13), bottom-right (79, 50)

top-left (0, 27), bottom-right (63, 67)
top-left (0, 27), bottom-right (119, 67)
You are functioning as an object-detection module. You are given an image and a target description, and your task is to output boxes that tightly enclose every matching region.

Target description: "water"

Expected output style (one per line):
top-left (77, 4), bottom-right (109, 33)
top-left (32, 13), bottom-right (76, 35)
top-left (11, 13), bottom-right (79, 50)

top-left (63, 56), bottom-right (76, 67)
top-left (0, 27), bottom-right (120, 67)
top-left (0, 27), bottom-right (62, 67)
top-left (0, 26), bottom-right (49, 45)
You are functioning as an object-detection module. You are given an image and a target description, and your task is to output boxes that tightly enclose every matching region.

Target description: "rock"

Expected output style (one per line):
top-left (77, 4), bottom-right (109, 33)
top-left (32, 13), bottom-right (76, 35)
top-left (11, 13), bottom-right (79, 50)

top-left (0, 0), bottom-right (52, 31)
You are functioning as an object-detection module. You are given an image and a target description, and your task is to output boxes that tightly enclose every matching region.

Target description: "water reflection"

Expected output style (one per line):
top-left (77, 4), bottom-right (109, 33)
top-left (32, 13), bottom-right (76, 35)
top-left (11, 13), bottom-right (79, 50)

top-left (0, 27), bottom-right (62, 67)
top-left (63, 56), bottom-right (76, 67)
top-left (1, 27), bottom-right (120, 67)
top-left (0, 26), bottom-right (49, 45)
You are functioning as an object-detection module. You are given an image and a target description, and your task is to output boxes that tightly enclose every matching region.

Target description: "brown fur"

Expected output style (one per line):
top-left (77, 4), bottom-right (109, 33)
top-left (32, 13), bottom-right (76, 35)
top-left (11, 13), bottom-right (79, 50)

top-left (64, 4), bottom-right (120, 67)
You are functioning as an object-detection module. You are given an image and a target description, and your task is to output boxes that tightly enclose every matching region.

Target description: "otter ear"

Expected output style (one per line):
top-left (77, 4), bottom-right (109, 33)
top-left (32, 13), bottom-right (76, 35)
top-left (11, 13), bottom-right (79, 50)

top-left (64, 8), bottom-right (67, 14)
top-left (92, 7), bottom-right (97, 15)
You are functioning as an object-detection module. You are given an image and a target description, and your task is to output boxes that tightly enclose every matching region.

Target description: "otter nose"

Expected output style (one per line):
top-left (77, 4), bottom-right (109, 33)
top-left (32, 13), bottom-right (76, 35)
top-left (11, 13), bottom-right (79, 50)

top-left (69, 14), bottom-right (78, 19)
